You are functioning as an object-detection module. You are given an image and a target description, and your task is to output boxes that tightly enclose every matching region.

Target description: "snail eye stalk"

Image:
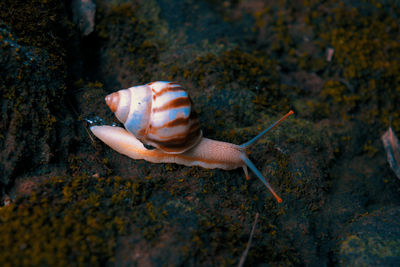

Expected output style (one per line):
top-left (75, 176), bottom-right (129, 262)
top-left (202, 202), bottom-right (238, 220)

top-left (240, 110), bottom-right (294, 148)
top-left (240, 154), bottom-right (282, 203)
top-left (239, 110), bottom-right (294, 203)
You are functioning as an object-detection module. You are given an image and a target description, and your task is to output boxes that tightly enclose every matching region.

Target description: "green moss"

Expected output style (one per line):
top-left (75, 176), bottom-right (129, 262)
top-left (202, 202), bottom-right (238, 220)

top-left (171, 47), bottom-right (294, 112)
top-left (0, 174), bottom-right (166, 266)
top-left (95, 2), bottom-right (161, 84)
top-left (0, 0), bottom-right (73, 72)
top-left (304, 0), bottom-right (400, 130)
top-left (0, 0), bottom-right (77, 187)
top-left (0, 20), bottom-right (72, 186)
top-left (338, 208), bottom-right (400, 265)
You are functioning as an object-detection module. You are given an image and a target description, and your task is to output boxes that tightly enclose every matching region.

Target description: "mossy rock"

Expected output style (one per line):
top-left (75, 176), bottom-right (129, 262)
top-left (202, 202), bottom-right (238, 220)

top-left (0, 23), bottom-right (72, 189)
top-left (304, 0), bottom-right (400, 130)
top-left (337, 207), bottom-right (400, 266)
top-left (0, 174), bottom-right (147, 266)
top-left (1, 0), bottom-right (400, 265)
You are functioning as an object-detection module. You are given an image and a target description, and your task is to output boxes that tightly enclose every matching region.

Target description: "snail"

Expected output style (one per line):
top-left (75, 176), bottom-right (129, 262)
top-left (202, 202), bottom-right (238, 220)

top-left (90, 81), bottom-right (294, 203)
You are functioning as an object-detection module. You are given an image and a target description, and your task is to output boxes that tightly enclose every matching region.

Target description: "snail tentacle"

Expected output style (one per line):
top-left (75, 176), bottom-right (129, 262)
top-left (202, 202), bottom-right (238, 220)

top-left (240, 154), bottom-right (282, 203)
top-left (240, 110), bottom-right (294, 148)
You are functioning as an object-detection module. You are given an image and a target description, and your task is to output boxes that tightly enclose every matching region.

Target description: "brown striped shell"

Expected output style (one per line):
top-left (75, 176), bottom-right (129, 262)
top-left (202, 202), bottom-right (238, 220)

top-left (105, 81), bottom-right (202, 154)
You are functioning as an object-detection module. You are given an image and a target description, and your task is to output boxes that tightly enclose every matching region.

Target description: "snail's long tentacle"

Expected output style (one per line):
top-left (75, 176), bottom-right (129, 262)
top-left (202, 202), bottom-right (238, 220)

top-left (240, 154), bottom-right (282, 203)
top-left (240, 110), bottom-right (294, 148)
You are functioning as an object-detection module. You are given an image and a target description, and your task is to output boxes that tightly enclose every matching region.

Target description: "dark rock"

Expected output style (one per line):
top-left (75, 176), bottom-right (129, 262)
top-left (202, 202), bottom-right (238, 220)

top-left (337, 207), bottom-right (400, 266)
top-left (0, 23), bottom-right (71, 189)
top-left (72, 0), bottom-right (96, 36)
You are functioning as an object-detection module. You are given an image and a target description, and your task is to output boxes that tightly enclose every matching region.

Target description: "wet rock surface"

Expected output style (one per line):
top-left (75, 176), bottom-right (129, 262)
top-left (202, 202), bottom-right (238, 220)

top-left (338, 207), bottom-right (400, 266)
top-left (72, 0), bottom-right (96, 36)
top-left (0, 0), bottom-right (400, 266)
top-left (0, 23), bottom-right (72, 191)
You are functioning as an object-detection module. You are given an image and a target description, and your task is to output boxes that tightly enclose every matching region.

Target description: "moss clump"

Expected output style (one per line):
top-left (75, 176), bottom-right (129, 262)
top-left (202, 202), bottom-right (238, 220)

top-left (94, 2), bottom-right (161, 85)
top-left (320, 80), bottom-right (360, 120)
top-left (172, 47), bottom-right (294, 112)
top-left (0, 174), bottom-right (159, 266)
top-left (337, 207), bottom-right (400, 265)
top-left (0, 0), bottom-right (73, 71)
top-left (304, 0), bottom-right (400, 130)
top-left (0, 22), bottom-right (72, 188)
top-left (0, 0), bottom-right (76, 190)
top-left (187, 167), bottom-right (300, 266)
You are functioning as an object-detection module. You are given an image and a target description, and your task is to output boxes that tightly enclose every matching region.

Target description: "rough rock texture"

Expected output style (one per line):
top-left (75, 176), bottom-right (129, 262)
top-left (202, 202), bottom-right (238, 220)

top-left (338, 207), bottom-right (400, 266)
top-left (72, 0), bottom-right (96, 36)
top-left (0, 23), bottom-right (71, 190)
top-left (0, 0), bottom-right (400, 266)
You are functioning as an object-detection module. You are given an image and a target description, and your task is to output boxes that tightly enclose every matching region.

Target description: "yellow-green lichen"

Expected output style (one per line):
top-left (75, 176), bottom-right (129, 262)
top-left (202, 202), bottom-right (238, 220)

top-left (304, 0), bottom-right (400, 130)
top-left (0, 174), bottom-right (164, 266)
top-left (95, 2), bottom-right (162, 84)
top-left (170, 47), bottom-right (294, 112)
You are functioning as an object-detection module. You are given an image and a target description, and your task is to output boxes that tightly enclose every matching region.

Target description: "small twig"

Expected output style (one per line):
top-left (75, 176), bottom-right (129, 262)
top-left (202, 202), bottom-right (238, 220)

top-left (66, 97), bottom-right (97, 145)
top-left (86, 126), bottom-right (95, 144)
top-left (238, 213), bottom-right (259, 267)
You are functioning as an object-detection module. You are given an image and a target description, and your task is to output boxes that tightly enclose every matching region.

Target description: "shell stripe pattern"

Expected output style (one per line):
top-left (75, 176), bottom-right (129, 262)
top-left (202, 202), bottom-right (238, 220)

top-left (145, 82), bottom-right (202, 153)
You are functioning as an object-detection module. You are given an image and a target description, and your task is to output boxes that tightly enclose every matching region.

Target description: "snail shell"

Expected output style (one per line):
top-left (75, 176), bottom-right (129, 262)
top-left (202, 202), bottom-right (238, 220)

top-left (105, 81), bottom-right (202, 154)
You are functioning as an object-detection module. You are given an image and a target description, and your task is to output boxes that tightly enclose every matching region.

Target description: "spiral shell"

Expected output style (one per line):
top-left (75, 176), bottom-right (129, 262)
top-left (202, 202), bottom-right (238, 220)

top-left (105, 81), bottom-right (202, 154)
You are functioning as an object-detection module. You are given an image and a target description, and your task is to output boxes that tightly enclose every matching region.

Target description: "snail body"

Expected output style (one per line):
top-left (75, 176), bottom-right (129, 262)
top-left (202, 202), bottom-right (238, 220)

top-left (91, 81), bottom-right (294, 203)
top-left (91, 126), bottom-right (243, 170)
